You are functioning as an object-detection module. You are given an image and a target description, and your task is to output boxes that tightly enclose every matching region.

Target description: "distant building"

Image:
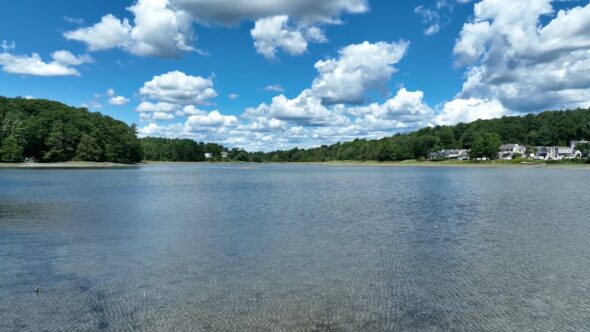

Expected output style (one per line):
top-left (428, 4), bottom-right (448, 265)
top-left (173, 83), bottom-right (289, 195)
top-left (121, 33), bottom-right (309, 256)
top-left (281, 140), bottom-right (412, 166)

top-left (498, 144), bottom-right (527, 160)
top-left (221, 151), bottom-right (229, 159)
top-left (429, 149), bottom-right (470, 161)
top-left (534, 146), bottom-right (582, 160)
top-left (204, 153), bottom-right (213, 159)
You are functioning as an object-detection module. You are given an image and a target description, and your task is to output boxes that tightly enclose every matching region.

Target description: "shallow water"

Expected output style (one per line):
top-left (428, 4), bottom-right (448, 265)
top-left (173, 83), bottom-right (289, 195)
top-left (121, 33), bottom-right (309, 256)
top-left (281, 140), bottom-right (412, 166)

top-left (1, 164), bottom-right (589, 331)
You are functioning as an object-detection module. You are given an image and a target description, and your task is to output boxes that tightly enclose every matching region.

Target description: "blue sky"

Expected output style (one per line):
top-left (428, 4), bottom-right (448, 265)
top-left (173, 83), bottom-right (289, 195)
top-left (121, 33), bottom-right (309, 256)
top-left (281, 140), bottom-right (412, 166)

top-left (1, 0), bottom-right (589, 150)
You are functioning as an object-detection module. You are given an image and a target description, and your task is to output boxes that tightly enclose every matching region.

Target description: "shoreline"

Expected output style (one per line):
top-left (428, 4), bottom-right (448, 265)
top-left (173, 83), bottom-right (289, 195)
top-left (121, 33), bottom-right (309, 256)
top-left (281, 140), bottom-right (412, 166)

top-left (144, 160), bottom-right (590, 169)
top-left (2, 160), bottom-right (589, 170)
top-left (0, 161), bottom-right (139, 169)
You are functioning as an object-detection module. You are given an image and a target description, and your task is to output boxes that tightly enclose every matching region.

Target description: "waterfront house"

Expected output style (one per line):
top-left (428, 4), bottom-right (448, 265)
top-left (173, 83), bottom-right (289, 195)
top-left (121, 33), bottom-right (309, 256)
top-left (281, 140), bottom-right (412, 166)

top-left (204, 153), bottom-right (213, 159)
top-left (429, 149), bottom-right (470, 160)
top-left (534, 146), bottom-right (582, 160)
top-left (498, 144), bottom-right (527, 160)
top-left (221, 151), bottom-right (229, 159)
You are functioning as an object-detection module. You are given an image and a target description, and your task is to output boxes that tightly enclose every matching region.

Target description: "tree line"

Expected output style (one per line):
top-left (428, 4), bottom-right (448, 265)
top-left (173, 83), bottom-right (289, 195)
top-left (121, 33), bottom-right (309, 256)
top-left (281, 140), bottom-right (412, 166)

top-left (0, 97), bottom-right (142, 163)
top-left (247, 108), bottom-right (590, 162)
top-left (1, 96), bottom-right (589, 163)
top-left (140, 137), bottom-right (251, 162)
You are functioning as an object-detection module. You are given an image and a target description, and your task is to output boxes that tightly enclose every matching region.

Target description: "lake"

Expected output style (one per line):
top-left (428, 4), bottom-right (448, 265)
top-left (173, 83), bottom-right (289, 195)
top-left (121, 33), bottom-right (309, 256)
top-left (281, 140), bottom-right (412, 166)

top-left (1, 164), bottom-right (589, 331)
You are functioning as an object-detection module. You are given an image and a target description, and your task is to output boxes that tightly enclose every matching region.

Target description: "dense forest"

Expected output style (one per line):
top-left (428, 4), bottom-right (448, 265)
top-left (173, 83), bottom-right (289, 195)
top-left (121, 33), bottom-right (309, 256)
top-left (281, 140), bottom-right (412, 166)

top-left (0, 97), bottom-right (142, 163)
top-left (249, 108), bottom-right (590, 162)
top-left (1, 96), bottom-right (589, 164)
top-left (141, 137), bottom-right (250, 162)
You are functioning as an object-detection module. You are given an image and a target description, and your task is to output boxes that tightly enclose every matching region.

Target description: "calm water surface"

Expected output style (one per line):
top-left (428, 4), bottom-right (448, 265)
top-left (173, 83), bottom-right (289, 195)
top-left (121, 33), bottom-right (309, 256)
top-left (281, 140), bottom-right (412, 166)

top-left (1, 164), bottom-right (589, 331)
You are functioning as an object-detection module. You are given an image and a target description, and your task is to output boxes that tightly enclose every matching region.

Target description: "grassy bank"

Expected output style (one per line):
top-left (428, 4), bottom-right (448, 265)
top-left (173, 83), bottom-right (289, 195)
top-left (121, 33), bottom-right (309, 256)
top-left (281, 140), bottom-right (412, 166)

top-left (309, 159), bottom-right (590, 168)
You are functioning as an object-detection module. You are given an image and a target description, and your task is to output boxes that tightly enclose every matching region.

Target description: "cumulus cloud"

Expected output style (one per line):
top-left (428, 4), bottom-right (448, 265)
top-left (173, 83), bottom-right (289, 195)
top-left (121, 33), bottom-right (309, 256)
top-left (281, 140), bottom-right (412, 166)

top-left (65, 0), bottom-right (367, 59)
top-left (152, 112), bottom-right (176, 120)
top-left (453, 0), bottom-right (590, 112)
top-left (64, 0), bottom-right (195, 57)
top-left (245, 89), bottom-right (344, 126)
top-left (347, 88), bottom-right (434, 128)
top-left (251, 15), bottom-right (327, 59)
top-left (0, 49), bottom-right (91, 76)
top-left (436, 98), bottom-right (508, 125)
top-left (139, 71), bottom-right (217, 104)
top-left (135, 41), bottom-right (424, 149)
top-left (170, 0), bottom-right (368, 25)
top-left (185, 110), bottom-right (238, 129)
top-left (106, 88), bottom-right (130, 105)
top-left (136, 101), bottom-right (179, 113)
top-left (311, 41), bottom-right (409, 105)
top-left (64, 14), bottom-right (132, 52)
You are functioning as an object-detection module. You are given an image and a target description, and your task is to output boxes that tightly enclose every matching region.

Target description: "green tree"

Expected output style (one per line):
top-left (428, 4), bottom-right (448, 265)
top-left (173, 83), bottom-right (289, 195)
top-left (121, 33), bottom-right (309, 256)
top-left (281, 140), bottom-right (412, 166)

top-left (0, 136), bottom-right (23, 162)
top-left (576, 143), bottom-right (590, 158)
top-left (469, 132), bottom-right (502, 160)
top-left (75, 134), bottom-right (103, 161)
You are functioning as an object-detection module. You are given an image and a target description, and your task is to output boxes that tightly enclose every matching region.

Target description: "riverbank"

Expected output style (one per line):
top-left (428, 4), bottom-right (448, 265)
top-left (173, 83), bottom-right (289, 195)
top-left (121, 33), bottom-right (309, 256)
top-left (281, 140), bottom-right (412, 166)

top-left (0, 161), bottom-right (138, 169)
top-left (3, 159), bottom-right (588, 169)
top-left (309, 159), bottom-right (590, 169)
top-left (143, 159), bottom-right (590, 169)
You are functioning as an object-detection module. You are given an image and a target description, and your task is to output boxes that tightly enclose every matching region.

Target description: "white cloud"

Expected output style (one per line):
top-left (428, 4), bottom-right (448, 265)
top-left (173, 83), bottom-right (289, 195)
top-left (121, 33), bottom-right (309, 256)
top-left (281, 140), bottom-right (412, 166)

top-left (0, 49), bottom-right (91, 76)
top-left (311, 40), bottom-right (409, 104)
top-left (64, 14), bottom-right (132, 51)
top-left (106, 88), bottom-right (130, 105)
top-left (185, 110), bottom-right (238, 129)
top-left (170, 0), bottom-right (368, 25)
top-left (136, 101), bottom-right (179, 112)
top-left (436, 98), bottom-right (508, 125)
top-left (64, 0), bottom-right (196, 57)
top-left (246, 89), bottom-right (348, 126)
top-left (139, 71), bottom-right (217, 104)
top-left (348, 88), bottom-right (434, 127)
top-left (182, 105), bottom-right (207, 115)
top-left (453, 0), bottom-right (590, 112)
top-left (264, 84), bottom-right (285, 92)
top-left (109, 96), bottom-right (130, 106)
top-left (127, 0), bottom-right (196, 57)
top-left (153, 112), bottom-right (176, 120)
top-left (251, 15), bottom-right (327, 59)
top-left (228, 93), bottom-right (239, 100)
top-left (65, 0), bottom-right (367, 59)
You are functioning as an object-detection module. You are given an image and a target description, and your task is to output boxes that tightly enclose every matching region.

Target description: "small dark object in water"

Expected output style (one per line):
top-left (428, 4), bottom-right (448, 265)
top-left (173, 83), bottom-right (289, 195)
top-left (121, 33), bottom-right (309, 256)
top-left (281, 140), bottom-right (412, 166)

top-left (34, 287), bottom-right (41, 294)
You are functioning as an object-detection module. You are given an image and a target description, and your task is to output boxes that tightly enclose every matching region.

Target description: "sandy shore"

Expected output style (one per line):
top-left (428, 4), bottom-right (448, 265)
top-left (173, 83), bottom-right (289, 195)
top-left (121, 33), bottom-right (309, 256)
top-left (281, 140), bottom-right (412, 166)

top-left (0, 161), bottom-right (139, 169)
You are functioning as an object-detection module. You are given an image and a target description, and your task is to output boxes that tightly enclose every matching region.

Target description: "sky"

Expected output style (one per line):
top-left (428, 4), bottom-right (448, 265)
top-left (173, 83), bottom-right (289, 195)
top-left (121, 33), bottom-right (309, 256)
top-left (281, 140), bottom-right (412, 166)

top-left (1, 0), bottom-right (589, 151)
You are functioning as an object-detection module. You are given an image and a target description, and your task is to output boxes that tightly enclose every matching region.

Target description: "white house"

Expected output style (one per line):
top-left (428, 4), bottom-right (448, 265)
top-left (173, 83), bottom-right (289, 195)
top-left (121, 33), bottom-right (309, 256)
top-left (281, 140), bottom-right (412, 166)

top-left (221, 151), bottom-right (229, 159)
top-left (498, 144), bottom-right (527, 160)
top-left (428, 149), bottom-right (470, 160)
top-left (534, 146), bottom-right (582, 160)
top-left (204, 153), bottom-right (213, 159)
